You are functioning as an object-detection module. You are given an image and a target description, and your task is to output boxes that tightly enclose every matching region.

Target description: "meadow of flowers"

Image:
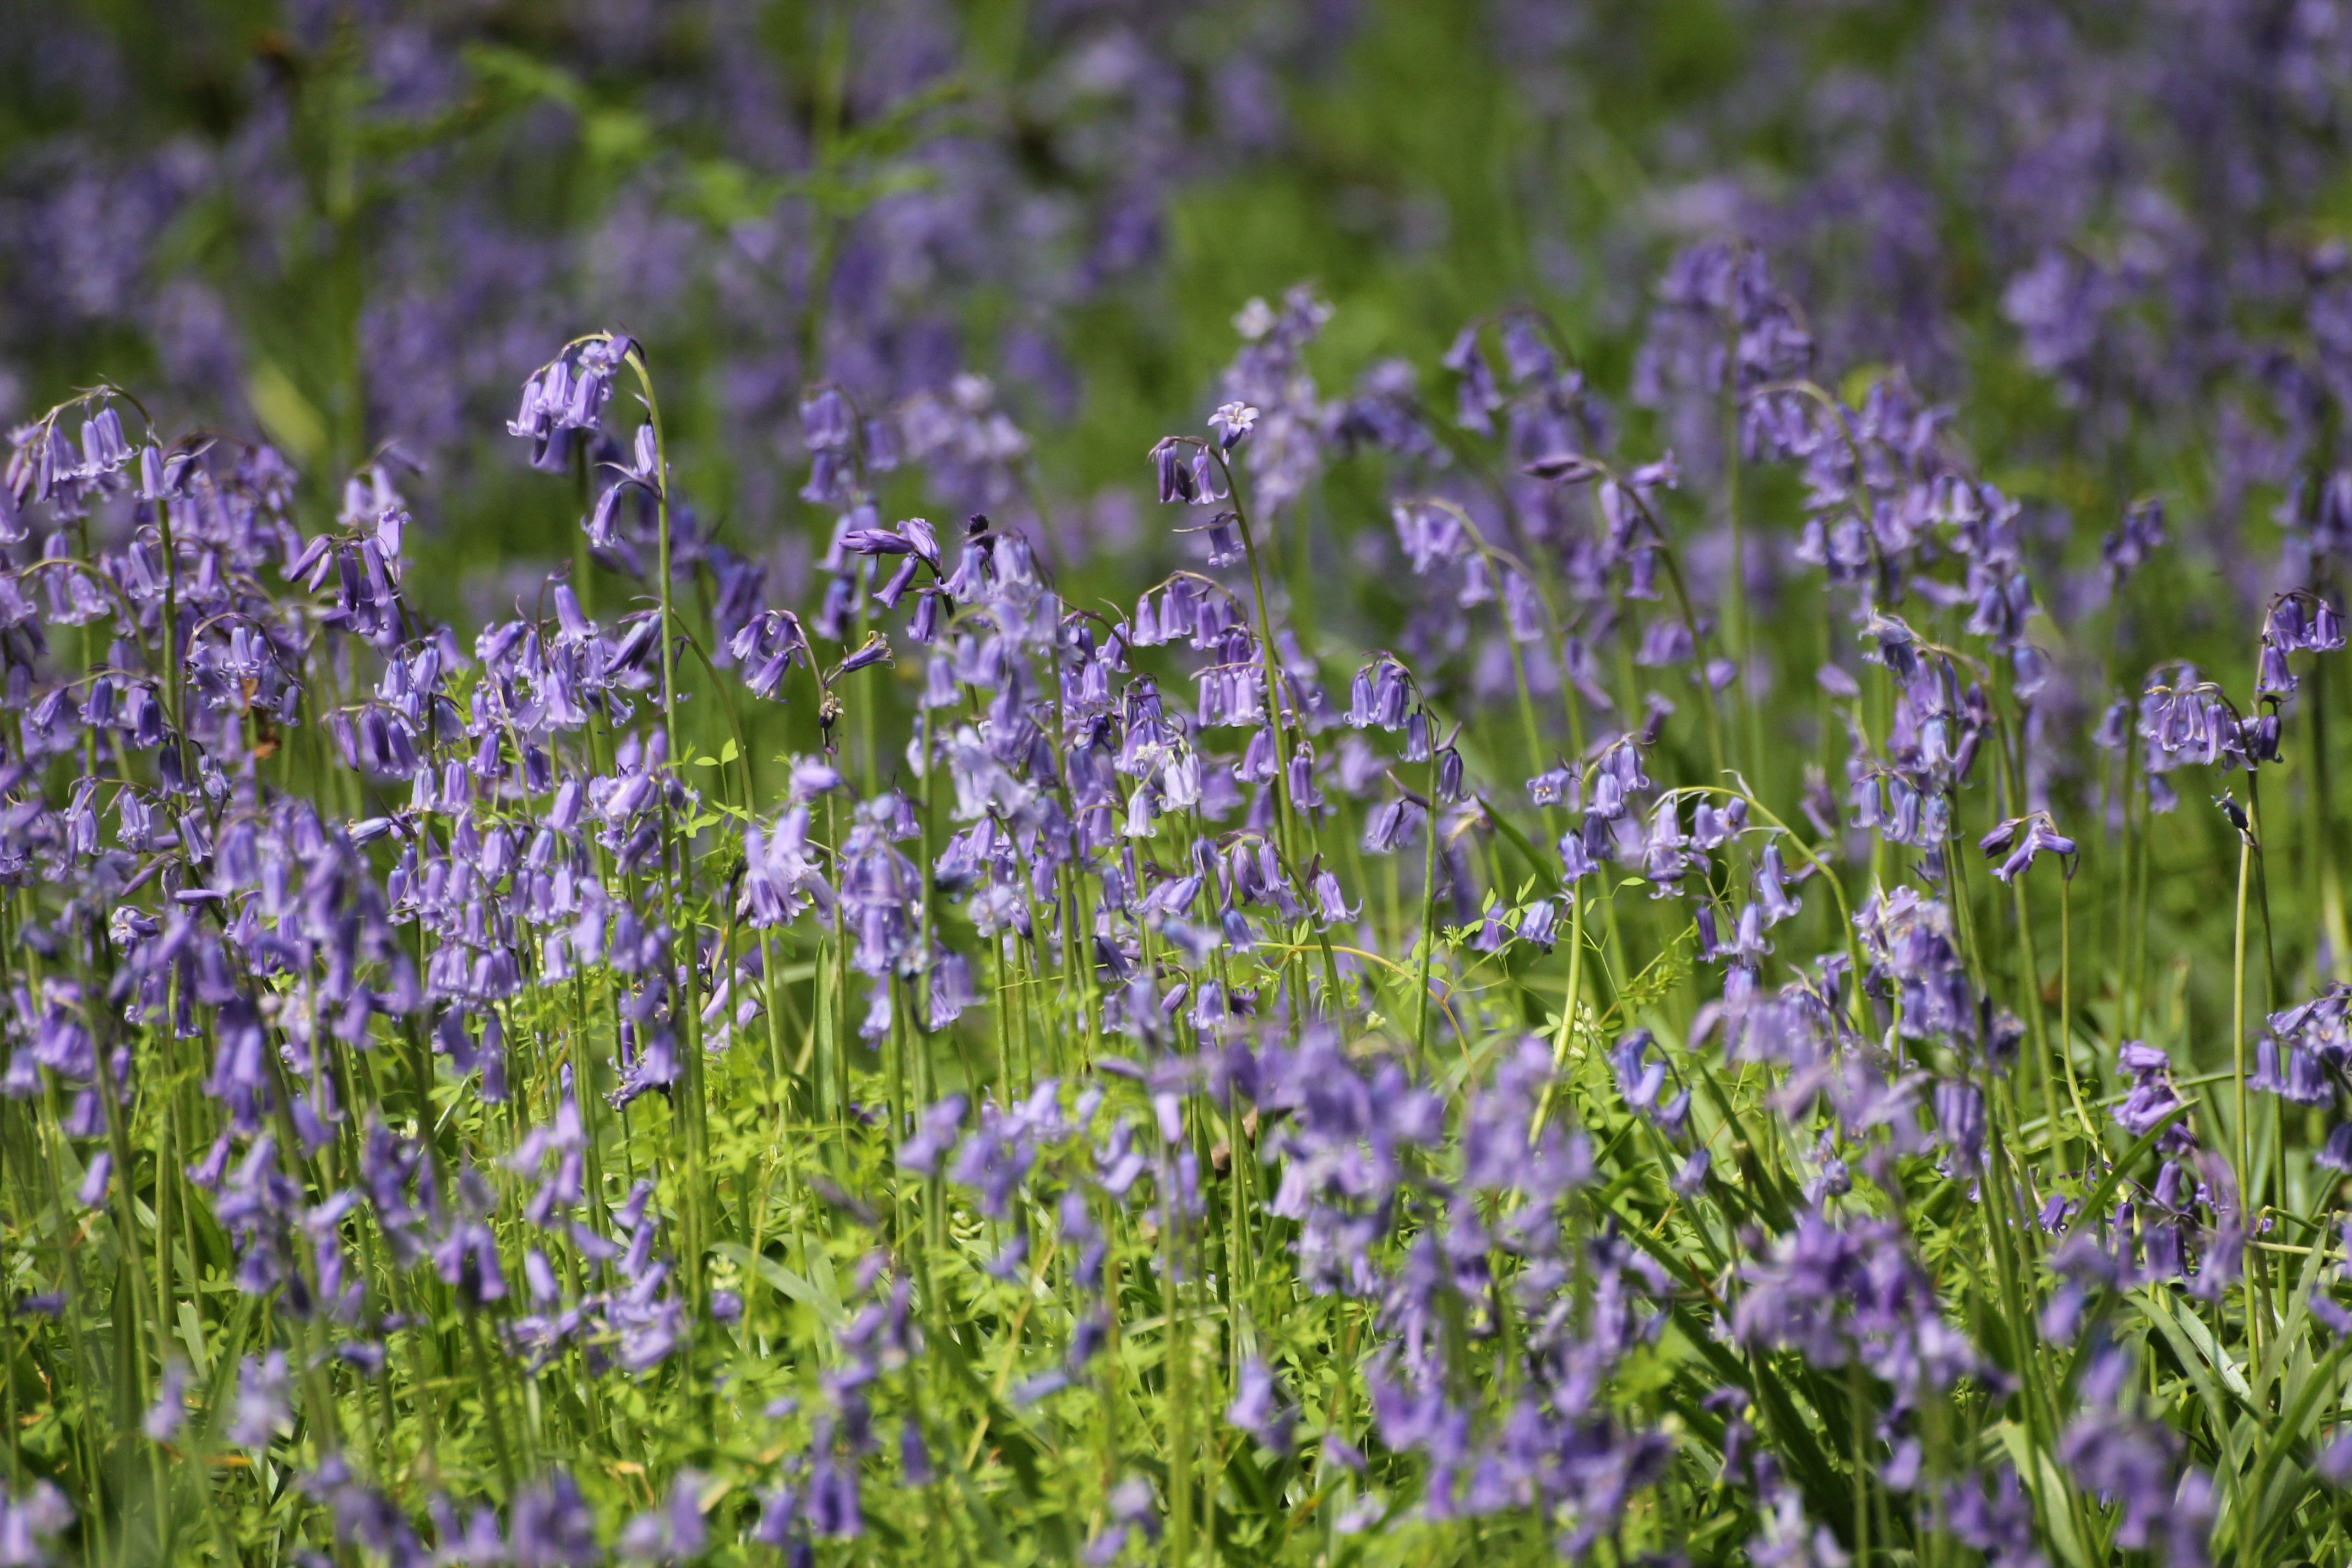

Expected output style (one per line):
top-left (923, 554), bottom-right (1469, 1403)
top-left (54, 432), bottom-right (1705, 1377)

top-left (9, 3), bottom-right (2352, 1566)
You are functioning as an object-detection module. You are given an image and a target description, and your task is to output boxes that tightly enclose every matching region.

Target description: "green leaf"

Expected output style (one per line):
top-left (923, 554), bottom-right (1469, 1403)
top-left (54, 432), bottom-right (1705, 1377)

top-left (461, 42), bottom-right (587, 110)
top-left (677, 157), bottom-right (790, 228)
top-left (2136, 1284), bottom-right (2256, 1538)
top-left (1991, 1421), bottom-right (2095, 1568)
top-left (246, 360), bottom-right (329, 471)
top-left (2069, 1103), bottom-right (2191, 1238)
top-left (581, 106), bottom-right (657, 169)
top-left (711, 1242), bottom-right (845, 1331)
top-left (176, 1301), bottom-right (213, 1379)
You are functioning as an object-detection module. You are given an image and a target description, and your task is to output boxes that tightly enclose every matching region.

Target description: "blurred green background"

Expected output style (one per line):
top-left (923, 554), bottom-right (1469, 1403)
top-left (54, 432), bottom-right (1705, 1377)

top-left (0, 0), bottom-right (2064, 615)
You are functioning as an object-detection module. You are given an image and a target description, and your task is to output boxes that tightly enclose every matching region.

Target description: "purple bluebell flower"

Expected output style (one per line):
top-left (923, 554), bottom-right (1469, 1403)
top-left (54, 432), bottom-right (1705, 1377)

top-left (1527, 763), bottom-right (1578, 809)
top-left (1348, 657), bottom-right (1413, 731)
top-left (1363, 795), bottom-right (1425, 855)
top-left (807, 1450), bottom-right (863, 1539)
top-left (1152, 438), bottom-right (1200, 505)
top-left (1612, 1031), bottom-right (1667, 1114)
top-left (2061, 1346), bottom-right (2213, 1562)
top-left (749, 1484), bottom-right (802, 1554)
top-left (2115, 1042), bottom-right (2198, 1154)
top-left (1226, 1357), bottom-right (1296, 1451)
top-left (1640, 797), bottom-right (1689, 892)
top-left (508, 1471), bottom-right (600, 1566)
top-left (617, 1473), bottom-right (705, 1564)
top-left (1209, 402), bottom-right (1259, 450)
top-left (74, 1151), bottom-right (111, 1210)
top-left (228, 1351), bottom-right (292, 1449)
top-left (1754, 843), bottom-right (1803, 925)
top-left (1979, 813), bottom-right (2076, 882)
top-left (1691, 796), bottom-right (1747, 849)
top-left (2102, 498), bottom-right (2166, 588)
top-left (143, 1363), bottom-right (189, 1442)
top-left (2256, 983), bottom-right (2351, 1107)
top-left (0, 1482), bottom-right (73, 1564)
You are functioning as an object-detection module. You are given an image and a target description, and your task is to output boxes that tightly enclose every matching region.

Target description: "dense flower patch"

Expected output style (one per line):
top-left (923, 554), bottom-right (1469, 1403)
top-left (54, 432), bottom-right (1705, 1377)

top-left (0, 261), bottom-right (2348, 1566)
top-left (8, 6), bottom-right (2352, 1566)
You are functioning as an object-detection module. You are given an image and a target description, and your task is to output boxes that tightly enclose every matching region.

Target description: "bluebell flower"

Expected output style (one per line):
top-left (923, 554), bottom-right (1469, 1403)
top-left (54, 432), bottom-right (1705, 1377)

top-left (509, 1471), bottom-right (601, 1566)
top-left (1227, 1357), bottom-right (1297, 1451)
top-left (1979, 813), bottom-right (2077, 882)
top-left (228, 1351), bottom-right (292, 1449)
top-left (1209, 401), bottom-right (1259, 449)
top-left (2114, 1041), bottom-right (2197, 1154)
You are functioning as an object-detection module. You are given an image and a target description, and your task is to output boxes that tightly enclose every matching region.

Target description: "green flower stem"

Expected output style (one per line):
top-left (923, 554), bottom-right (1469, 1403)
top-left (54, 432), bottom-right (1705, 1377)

top-left (2233, 814), bottom-right (2264, 1362)
top-left (1417, 749), bottom-right (1444, 1057)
